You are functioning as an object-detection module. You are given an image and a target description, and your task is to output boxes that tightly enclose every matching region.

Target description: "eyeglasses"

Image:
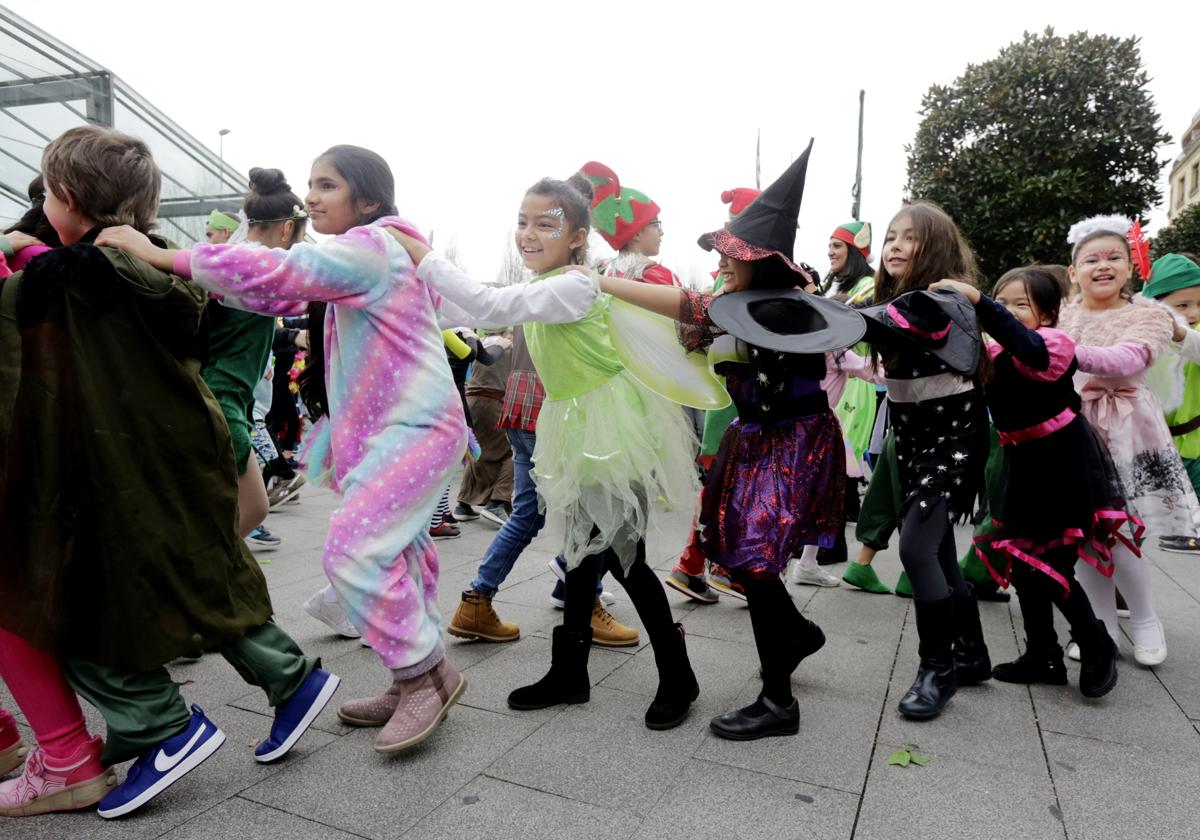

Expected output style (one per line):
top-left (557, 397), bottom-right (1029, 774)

top-left (647, 220), bottom-right (663, 231)
top-left (1078, 251), bottom-right (1128, 268)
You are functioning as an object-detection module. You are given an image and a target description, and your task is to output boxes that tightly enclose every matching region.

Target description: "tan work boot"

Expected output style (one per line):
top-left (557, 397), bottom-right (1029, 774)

top-left (448, 590), bottom-right (520, 642)
top-left (591, 598), bottom-right (639, 647)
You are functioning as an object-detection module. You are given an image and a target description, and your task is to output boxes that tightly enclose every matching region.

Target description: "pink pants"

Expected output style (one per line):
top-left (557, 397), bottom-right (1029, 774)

top-left (0, 627), bottom-right (92, 760)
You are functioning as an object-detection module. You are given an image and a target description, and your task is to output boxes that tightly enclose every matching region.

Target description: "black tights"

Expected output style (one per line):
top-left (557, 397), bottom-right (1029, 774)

top-left (1010, 545), bottom-right (1105, 652)
top-left (898, 499), bottom-right (969, 603)
top-left (731, 570), bottom-right (806, 706)
top-left (563, 540), bottom-right (676, 646)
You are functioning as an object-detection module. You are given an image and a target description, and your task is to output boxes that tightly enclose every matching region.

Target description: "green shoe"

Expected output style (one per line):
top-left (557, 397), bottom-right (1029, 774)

top-left (894, 571), bottom-right (913, 599)
top-left (842, 563), bottom-right (892, 594)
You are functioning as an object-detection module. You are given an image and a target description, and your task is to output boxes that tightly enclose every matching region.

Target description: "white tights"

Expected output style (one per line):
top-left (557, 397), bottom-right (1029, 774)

top-left (1074, 542), bottom-right (1161, 648)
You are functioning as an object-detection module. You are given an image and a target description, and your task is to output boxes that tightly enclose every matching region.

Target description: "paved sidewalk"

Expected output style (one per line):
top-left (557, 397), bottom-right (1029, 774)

top-left (4, 483), bottom-right (1200, 839)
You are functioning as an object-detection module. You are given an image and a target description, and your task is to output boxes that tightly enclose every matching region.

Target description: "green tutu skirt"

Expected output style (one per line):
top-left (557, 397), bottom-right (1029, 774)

top-left (533, 370), bottom-right (700, 572)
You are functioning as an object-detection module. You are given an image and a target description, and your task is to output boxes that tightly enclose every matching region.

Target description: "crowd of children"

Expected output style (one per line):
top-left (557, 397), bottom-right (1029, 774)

top-left (0, 122), bottom-right (1196, 821)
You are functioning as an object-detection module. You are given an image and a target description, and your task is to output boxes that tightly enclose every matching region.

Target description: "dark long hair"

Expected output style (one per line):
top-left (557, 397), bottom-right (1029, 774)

top-left (993, 264), bottom-right (1068, 328)
top-left (315, 145), bottom-right (398, 225)
top-left (874, 201), bottom-right (979, 301)
top-left (4, 176), bottom-right (62, 247)
top-left (823, 246), bottom-right (874, 297)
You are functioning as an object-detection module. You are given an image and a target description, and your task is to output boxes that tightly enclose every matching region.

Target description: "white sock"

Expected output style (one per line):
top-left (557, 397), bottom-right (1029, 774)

top-left (1074, 560), bottom-right (1119, 644)
top-left (798, 545), bottom-right (820, 572)
top-left (1110, 543), bottom-right (1162, 648)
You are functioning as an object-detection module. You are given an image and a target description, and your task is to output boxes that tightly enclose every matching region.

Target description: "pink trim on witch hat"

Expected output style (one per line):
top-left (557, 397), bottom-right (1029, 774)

top-left (885, 302), bottom-right (951, 340)
top-left (699, 228), bottom-right (802, 275)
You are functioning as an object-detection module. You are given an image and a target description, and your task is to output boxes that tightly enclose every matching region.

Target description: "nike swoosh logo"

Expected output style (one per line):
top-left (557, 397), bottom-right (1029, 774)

top-left (153, 724), bottom-right (207, 773)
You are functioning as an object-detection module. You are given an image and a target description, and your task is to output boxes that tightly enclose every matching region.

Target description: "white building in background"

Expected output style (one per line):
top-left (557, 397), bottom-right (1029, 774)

top-left (1169, 108), bottom-right (1200, 222)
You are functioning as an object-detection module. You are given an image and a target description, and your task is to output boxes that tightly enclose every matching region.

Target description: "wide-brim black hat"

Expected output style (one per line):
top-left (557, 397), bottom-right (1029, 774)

top-left (859, 288), bottom-right (979, 375)
top-left (708, 288), bottom-right (867, 354)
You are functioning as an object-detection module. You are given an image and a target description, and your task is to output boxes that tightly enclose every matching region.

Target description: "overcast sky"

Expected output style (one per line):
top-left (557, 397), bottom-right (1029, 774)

top-left (7, 0), bottom-right (1197, 286)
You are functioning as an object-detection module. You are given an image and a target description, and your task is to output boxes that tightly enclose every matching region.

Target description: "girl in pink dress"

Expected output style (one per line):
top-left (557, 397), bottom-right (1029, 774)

top-left (1058, 215), bottom-right (1200, 667)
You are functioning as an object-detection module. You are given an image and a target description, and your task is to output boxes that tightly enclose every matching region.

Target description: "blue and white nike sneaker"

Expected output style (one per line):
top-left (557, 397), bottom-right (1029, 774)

top-left (254, 668), bottom-right (340, 763)
top-left (98, 705), bottom-right (225, 819)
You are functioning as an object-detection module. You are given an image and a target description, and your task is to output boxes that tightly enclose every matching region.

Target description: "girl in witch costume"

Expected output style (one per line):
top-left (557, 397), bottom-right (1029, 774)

top-left (1057, 216), bottom-right (1200, 668)
top-left (857, 202), bottom-right (993, 721)
top-left (930, 269), bottom-right (1131, 697)
top-left (387, 173), bottom-right (704, 731)
top-left (600, 144), bottom-right (864, 740)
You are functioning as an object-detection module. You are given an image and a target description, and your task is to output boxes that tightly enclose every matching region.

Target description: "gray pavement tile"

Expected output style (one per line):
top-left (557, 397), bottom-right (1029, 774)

top-left (854, 752), bottom-right (1065, 840)
top-left (598, 631), bottom-right (761, 708)
top-left (1044, 729), bottom-right (1200, 840)
top-left (401, 775), bottom-right (642, 840)
top-left (241, 704), bottom-right (538, 840)
top-left (0, 705), bottom-right (339, 840)
top-left (484, 686), bottom-right (704, 816)
top-left (158, 796), bottom-right (367, 840)
top-left (454, 632), bottom-right (630, 720)
top-left (1122, 572), bottom-right (1200, 721)
top-left (693, 677), bottom-right (884, 794)
top-left (632, 759), bottom-right (859, 840)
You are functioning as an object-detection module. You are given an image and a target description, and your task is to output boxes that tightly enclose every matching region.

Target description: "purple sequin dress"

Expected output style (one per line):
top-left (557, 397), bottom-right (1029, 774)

top-left (681, 292), bottom-right (845, 576)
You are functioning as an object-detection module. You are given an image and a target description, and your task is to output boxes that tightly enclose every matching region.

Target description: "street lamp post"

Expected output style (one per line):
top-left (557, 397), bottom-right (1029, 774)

top-left (218, 128), bottom-right (231, 185)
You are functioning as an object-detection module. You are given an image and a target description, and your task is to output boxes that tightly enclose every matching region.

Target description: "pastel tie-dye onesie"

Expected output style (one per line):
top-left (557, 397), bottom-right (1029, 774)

top-left (175, 218), bottom-right (466, 676)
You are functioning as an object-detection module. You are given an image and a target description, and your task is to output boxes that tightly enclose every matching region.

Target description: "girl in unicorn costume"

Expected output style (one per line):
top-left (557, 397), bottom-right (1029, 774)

top-left (98, 146), bottom-right (601, 753)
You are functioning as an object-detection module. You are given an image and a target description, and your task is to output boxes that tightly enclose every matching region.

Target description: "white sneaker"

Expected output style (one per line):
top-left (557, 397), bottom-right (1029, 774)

top-left (599, 591), bottom-right (617, 606)
top-left (1132, 619), bottom-right (1167, 667)
top-left (1065, 641), bottom-right (1081, 662)
top-left (789, 563), bottom-right (840, 587)
top-left (303, 586), bottom-right (361, 639)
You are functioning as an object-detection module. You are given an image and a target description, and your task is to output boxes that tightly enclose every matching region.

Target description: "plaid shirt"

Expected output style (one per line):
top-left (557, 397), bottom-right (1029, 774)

top-left (497, 370), bottom-right (543, 432)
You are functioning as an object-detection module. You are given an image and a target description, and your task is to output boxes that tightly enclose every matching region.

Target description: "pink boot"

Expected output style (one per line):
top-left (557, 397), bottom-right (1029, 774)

top-left (0, 713), bottom-right (26, 777)
top-left (374, 658), bottom-right (465, 754)
top-left (0, 735), bottom-right (116, 816)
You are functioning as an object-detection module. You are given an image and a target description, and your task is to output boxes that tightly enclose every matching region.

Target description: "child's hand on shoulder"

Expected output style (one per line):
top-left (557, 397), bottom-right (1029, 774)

top-left (384, 227), bottom-right (432, 266)
top-left (929, 278), bottom-right (980, 304)
top-left (97, 225), bottom-right (154, 259)
top-left (5, 231), bottom-right (42, 252)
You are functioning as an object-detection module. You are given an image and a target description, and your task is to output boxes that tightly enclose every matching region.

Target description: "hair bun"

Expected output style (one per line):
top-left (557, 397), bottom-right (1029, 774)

top-left (566, 171), bottom-right (594, 204)
top-left (248, 167), bottom-right (291, 196)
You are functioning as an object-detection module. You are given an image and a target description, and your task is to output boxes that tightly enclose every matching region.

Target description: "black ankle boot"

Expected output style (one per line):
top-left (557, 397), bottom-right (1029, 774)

top-left (951, 592), bottom-right (992, 685)
top-left (898, 658), bottom-right (957, 720)
top-left (710, 695), bottom-right (800, 740)
top-left (645, 623), bottom-right (700, 730)
top-left (899, 598), bottom-right (958, 720)
top-left (507, 626), bottom-right (592, 710)
top-left (992, 643), bottom-right (1068, 685)
top-left (1078, 622), bottom-right (1118, 698)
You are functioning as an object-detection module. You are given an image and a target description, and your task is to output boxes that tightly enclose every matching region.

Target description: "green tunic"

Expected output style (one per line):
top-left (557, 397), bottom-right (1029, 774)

top-left (0, 241), bottom-right (272, 669)
top-left (201, 302), bottom-right (276, 472)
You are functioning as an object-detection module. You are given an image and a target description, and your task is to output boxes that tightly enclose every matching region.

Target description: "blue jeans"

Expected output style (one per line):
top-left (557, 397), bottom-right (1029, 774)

top-left (471, 430), bottom-right (545, 597)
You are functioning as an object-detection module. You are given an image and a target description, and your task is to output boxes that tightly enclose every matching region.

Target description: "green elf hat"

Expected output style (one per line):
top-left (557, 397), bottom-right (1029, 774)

top-left (1142, 253), bottom-right (1200, 300)
top-left (579, 161), bottom-right (661, 251)
top-left (206, 210), bottom-right (240, 233)
top-left (831, 221), bottom-right (871, 257)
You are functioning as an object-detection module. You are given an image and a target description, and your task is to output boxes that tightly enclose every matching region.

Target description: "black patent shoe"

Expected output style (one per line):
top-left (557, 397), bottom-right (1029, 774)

top-left (992, 647), bottom-right (1068, 685)
top-left (710, 696), bottom-right (800, 741)
top-left (898, 659), bottom-right (957, 720)
top-left (1079, 634), bottom-right (1119, 699)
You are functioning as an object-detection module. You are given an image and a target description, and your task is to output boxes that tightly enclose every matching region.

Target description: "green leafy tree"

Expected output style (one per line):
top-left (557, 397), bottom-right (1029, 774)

top-left (905, 28), bottom-right (1170, 284)
top-left (1151, 203), bottom-right (1200, 260)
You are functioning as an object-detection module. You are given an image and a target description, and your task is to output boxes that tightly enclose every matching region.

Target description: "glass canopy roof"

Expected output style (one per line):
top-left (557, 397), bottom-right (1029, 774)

top-left (0, 4), bottom-right (245, 244)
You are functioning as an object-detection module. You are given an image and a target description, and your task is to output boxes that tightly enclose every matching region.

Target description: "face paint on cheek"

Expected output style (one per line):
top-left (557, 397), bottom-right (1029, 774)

top-left (546, 207), bottom-right (564, 239)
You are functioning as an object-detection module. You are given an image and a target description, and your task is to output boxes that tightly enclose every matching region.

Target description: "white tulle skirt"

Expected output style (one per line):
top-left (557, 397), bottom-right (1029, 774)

top-left (532, 370), bottom-right (701, 572)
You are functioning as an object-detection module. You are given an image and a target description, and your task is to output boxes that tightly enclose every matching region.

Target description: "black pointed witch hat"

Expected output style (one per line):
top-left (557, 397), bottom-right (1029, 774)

top-left (699, 139), bottom-right (813, 272)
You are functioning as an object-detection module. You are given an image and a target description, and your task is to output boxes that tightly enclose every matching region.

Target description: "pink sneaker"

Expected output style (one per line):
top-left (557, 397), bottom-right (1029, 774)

top-left (373, 658), bottom-right (466, 754)
top-left (0, 736), bottom-right (116, 816)
top-left (0, 715), bottom-right (27, 777)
